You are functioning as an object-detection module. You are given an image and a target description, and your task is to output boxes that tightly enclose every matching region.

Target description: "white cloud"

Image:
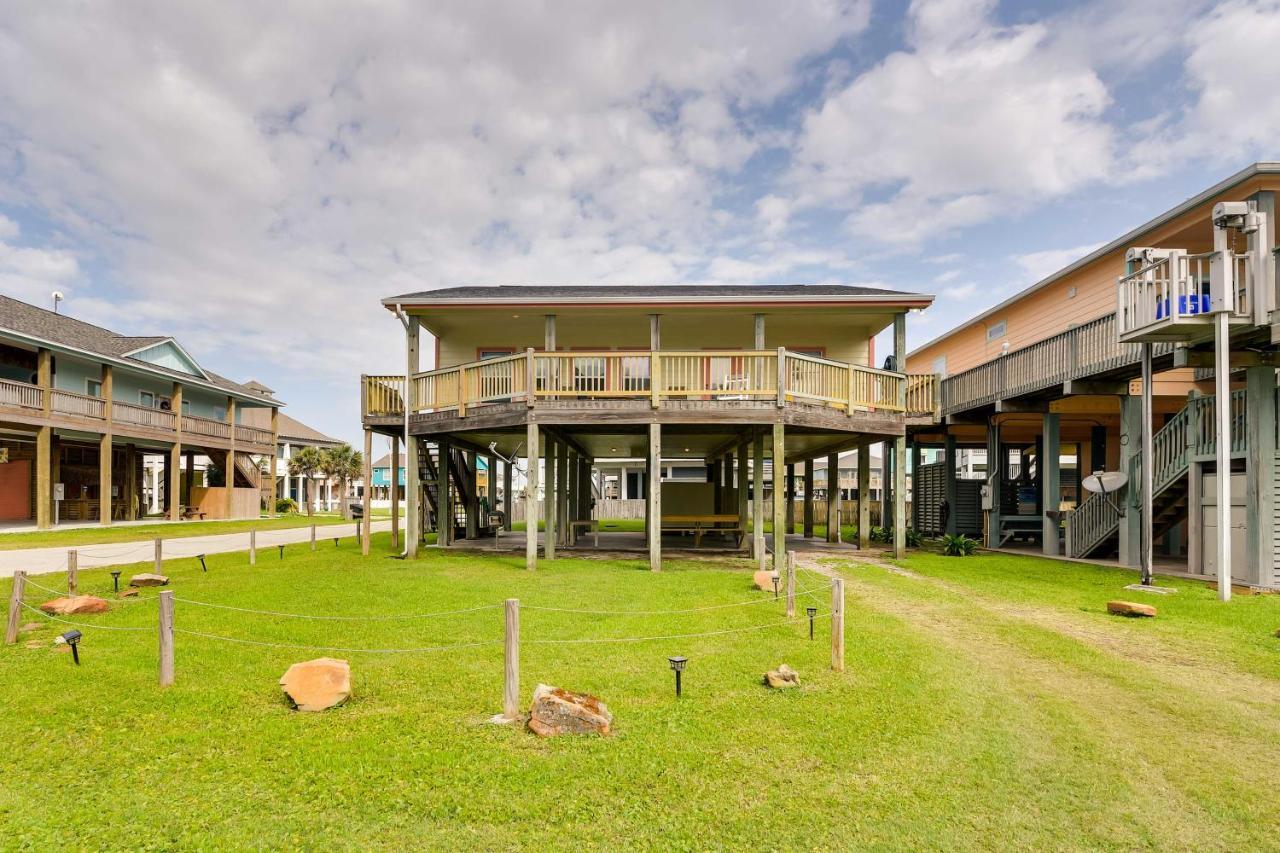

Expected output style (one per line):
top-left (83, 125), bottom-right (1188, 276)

top-left (1014, 243), bottom-right (1103, 284)
top-left (0, 233), bottom-right (80, 306)
top-left (940, 282), bottom-right (977, 300)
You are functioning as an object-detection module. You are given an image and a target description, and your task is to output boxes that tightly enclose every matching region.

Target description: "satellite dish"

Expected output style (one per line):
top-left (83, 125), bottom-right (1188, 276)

top-left (1082, 471), bottom-right (1128, 494)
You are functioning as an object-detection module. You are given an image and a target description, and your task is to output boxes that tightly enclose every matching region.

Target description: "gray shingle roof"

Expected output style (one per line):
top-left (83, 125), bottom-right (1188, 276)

top-left (0, 294), bottom-right (269, 401)
top-left (240, 408), bottom-right (340, 446)
top-left (386, 284), bottom-right (931, 303)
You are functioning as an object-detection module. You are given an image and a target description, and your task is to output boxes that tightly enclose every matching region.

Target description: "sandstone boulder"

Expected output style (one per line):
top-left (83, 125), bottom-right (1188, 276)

top-left (280, 658), bottom-right (351, 712)
top-left (527, 684), bottom-right (612, 736)
top-left (764, 663), bottom-right (801, 689)
top-left (39, 596), bottom-right (110, 616)
top-left (753, 570), bottom-right (779, 592)
top-left (118, 588), bottom-right (139, 598)
top-left (129, 573), bottom-right (169, 587)
top-left (1107, 600), bottom-right (1157, 618)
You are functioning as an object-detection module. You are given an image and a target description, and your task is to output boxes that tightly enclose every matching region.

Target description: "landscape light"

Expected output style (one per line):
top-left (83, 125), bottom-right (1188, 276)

top-left (110, 571), bottom-right (121, 592)
top-left (772, 575), bottom-right (780, 599)
top-left (668, 656), bottom-right (688, 698)
top-left (807, 606), bottom-right (818, 640)
top-left (333, 537), bottom-right (340, 547)
top-left (197, 554), bottom-right (207, 572)
top-left (55, 629), bottom-right (82, 665)
top-left (277, 544), bottom-right (285, 560)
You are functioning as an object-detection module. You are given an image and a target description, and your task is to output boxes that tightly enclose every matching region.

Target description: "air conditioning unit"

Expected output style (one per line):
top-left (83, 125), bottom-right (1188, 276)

top-left (159, 399), bottom-right (172, 411)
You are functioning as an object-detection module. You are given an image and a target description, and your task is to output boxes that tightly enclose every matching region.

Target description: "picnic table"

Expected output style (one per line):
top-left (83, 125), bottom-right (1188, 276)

top-left (661, 514), bottom-right (744, 547)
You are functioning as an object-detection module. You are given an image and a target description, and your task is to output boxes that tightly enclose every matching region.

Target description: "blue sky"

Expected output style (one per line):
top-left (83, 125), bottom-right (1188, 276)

top-left (1, 0), bottom-right (1278, 447)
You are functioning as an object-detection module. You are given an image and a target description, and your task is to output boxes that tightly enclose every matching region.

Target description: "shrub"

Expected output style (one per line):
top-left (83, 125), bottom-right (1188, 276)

top-left (906, 528), bottom-right (923, 548)
top-left (869, 526), bottom-right (891, 543)
top-left (941, 534), bottom-right (978, 557)
top-left (275, 497), bottom-right (299, 514)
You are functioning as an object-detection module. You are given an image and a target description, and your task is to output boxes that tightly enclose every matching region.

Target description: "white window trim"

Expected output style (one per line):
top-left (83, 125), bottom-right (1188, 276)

top-left (86, 379), bottom-right (102, 398)
top-left (986, 320), bottom-right (1007, 343)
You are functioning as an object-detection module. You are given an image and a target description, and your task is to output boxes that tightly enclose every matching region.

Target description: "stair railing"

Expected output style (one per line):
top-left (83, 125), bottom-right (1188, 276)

top-left (1065, 487), bottom-right (1123, 558)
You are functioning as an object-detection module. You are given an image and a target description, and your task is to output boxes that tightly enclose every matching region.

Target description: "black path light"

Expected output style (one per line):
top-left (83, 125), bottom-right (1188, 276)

top-left (807, 606), bottom-right (818, 640)
top-left (668, 656), bottom-right (688, 698)
top-left (334, 537), bottom-right (340, 547)
top-left (197, 554), bottom-right (207, 572)
top-left (110, 571), bottom-right (121, 592)
top-left (277, 544), bottom-right (285, 560)
top-left (772, 574), bottom-right (780, 599)
top-left (56, 629), bottom-right (82, 665)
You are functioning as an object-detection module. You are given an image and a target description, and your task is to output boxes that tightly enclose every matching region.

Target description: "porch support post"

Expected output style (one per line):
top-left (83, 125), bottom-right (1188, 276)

top-left (544, 315), bottom-right (557, 351)
top-left (1245, 365), bottom-right (1275, 587)
top-left (944, 433), bottom-right (958, 537)
top-left (786, 463), bottom-right (796, 533)
top-left (97, 365), bottom-right (114, 525)
top-left (826, 452), bottom-right (840, 543)
top-left (752, 432), bottom-right (765, 563)
top-left (1139, 343), bottom-right (1154, 583)
top-left (438, 436), bottom-right (452, 547)
top-left (222, 395), bottom-right (235, 521)
top-left (389, 434), bottom-right (400, 548)
top-left (1188, 459), bottom-right (1203, 574)
top-left (882, 444), bottom-right (893, 530)
top-left (35, 347), bottom-right (51, 530)
top-left (858, 444), bottom-right (871, 549)
top-left (362, 428), bottom-right (373, 555)
top-left (802, 458), bottom-right (814, 538)
top-left (558, 445), bottom-right (570, 547)
top-left (267, 406), bottom-right (279, 518)
top-left (909, 441), bottom-right (922, 532)
top-left (772, 423), bottom-right (786, 574)
top-left (893, 312), bottom-right (907, 558)
top-left (650, 314), bottom-right (661, 351)
top-left (648, 423), bottom-right (661, 571)
top-left (1214, 312), bottom-right (1231, 600)
top-left (1117, 395), bottom-right (1141, 567)
top-left (753, 314), bottom-right (765, 350)
top-left (169, 383), bottom-right (184, 522)
top-left (405, 317), bottom-right (421, 557)
top-left (525, 423), bottom-right (539, 569)
top-left (125, 443), bottom-right (137, 521)
top-left (544, 439), bottom-right (557, 559)
top-left (1042, 412), bottom-right (1061, 556)
top-left (736, 439), bottom-right (749, 549)
top-left (465, 451), bottom-right (479, 540)
top-left (503, 455), bottom-right (514, 530)
top-left (986, 420), bottom-right (1002, 550)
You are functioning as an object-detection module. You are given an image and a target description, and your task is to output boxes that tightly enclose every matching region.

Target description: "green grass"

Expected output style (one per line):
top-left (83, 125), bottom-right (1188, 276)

top-left (0, 514), bottom-right (350, 550)
top-left (2, 541), bottom-right (1278, 849)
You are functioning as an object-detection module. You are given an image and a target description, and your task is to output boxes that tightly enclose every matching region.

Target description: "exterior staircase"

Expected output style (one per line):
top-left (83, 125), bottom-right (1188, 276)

top-left (418, 439), bottom-right (468, 539)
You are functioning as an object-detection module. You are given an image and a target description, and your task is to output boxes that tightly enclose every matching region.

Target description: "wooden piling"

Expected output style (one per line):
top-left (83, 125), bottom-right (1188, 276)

top-left (310, 524), bottom-right (317, 551)
top-left (504, 598), bottom-right (520, 720)
top-left (158, 589), bottom-right (175, 686)
top-left (154, 537), bottom-right (162, 573)
top-left (5, 571), bottom-right (25, 645)
top-left (831, 577), bottom-right (845, 672)
top-left (786, 551), bottom-right (796, 618)
top-left (249, 529), bottom-right (257, 565)
top-left (67, 549), bottom-right (78, 595)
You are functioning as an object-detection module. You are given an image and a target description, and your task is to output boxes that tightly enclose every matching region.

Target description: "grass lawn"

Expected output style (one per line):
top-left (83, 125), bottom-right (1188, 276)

top-left (0, 514), bottom-right (351, 551)
top-left (3, 540), bottom-right (1279, 848)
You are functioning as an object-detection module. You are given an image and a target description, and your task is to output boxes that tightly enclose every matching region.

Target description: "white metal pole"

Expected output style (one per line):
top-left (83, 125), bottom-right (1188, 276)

top-left (1215, 311), bottom-right (1231, 602)
top-left (1140, 343), bottom-right (1154, 585)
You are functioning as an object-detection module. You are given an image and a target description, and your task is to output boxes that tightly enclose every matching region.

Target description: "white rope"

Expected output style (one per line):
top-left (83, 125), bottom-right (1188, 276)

top-left (170, 598), bottom-right (502, 621)
top-left (524, 611), bottom-right (829, 645)
top-left (170, 628), bottom-right (500, 654)
top-left (74, 543), bottom-right (156, 562)
top-left (19, 600), bottom-right (151, 632)
top-left (21, 574), bottom-right (157, 606)
top-left (521, 584), bottom-right (826, 616)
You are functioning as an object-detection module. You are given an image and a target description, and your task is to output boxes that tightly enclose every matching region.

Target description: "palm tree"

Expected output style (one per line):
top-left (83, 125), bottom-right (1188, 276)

top-left (288, 446), bottom-right (325, 517)
top-left (320, 444), bottom-right (363, 520)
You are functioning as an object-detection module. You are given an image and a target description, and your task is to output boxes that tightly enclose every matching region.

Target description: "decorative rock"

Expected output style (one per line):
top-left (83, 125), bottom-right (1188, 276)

top-left (129, 573), bottom-right (169, 587)
top-left (118, 588), bottom-right (140, 598)
top-left (280, 658), bottom-right (351, 712)
top-left (1107, 600), bottom-right (1157, 618)
top-left (753, 570), bottom-right (779, 592)
top-left (527, 684), bottom-right (612, 736)
top-left (764, 663), bottom-right (801, 689)
top-left (39, 596), bottom-right (110, 616)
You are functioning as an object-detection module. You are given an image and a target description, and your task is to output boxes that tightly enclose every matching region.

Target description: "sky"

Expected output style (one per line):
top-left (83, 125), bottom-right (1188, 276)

top-left (2, 0), bottom-right (1279, 447)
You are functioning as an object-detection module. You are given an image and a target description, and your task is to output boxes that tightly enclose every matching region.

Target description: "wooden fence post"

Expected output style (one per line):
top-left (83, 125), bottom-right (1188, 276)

top-left (158, 589), bottom-right (175, 686)
top-left (504, 598), bottom-right (520, 720)
top-left (5, 571), bottom-right (25, 645)
top-left (67, 549), bottom-right (78, 595)
top-left (154, 538), bottom-right (162, 573)
top-left (310, 524), bottom-right (317, 551)
top-left (786, 551), bottom-right (796, 618)
top-left (249, 529), bottom-right (257, 565)
top-left (831, 577), bottom-right (845, 672)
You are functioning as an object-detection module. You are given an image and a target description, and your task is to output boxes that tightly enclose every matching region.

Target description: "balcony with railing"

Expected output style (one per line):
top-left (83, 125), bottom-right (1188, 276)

top-left (1117, 248), bottom-right (1255, 344)
top-left (362, 349), bottom-right (942, 423)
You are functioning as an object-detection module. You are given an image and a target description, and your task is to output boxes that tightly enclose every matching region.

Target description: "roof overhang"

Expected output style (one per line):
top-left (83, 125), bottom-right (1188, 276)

top-left (384, 293), bottom-right (934, 311)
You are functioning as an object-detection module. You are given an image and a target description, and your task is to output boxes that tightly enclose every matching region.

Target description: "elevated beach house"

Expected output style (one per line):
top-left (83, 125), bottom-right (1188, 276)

top-left (905, 162), bottom-right (1280, 593)
top-left (359, 284), bottom-right (936, 570)
top-left (0, 295), bottom-right (280, 528)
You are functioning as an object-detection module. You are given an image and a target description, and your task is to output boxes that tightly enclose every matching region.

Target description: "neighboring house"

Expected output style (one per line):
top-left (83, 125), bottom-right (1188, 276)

top-left (240, 401), bottom-right (344, 512)
top-left (360, 283), bottom-right (936, 569)
top-left (0, 294), bottom-right (280, 527)
top-left (905, 161), bottom-right (1280, 590)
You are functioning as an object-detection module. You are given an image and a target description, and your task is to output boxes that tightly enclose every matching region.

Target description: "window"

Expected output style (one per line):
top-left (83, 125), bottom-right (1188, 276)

top-left (87, 379), bottom-right (102, 398)
top-left (931, 356), bottom-right (947, 378)
top-left (986, 320), bottom-right (1007, 342)
top-left (182, 400), bottom-right (191, 416)
top-left (140, 390), bottom-right (155, 408)
top-left (477, 348), bottom-right (515, 360)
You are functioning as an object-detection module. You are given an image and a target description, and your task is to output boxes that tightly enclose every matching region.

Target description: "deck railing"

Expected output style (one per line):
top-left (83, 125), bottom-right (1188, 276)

top-left (1117, 250), bottom-right (1252, 342)
top-left (183, 415), bottom-right (232, 440)
top-left (0, 378), bottom-right (45, 410)
top-left (50, 389), bottom-right (106, 419)
top-left (112, 400), bottom-right (177, 431)
top-left (365, 350), bottom-right (922, 419)
top-left (939, 313), bottom-right (1176, 417)
top-left (234, 424), bottom-right (276, 448)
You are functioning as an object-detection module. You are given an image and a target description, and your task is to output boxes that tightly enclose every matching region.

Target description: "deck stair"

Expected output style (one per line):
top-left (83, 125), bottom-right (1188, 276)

top-left (417, 440), bottom-right (468, 538)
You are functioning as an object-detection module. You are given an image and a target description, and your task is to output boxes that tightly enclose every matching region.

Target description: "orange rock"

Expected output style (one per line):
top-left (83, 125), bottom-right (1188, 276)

top-left (753, 570), bottom-right (779, 592)
top-left (118, 589), bottom-right (139, 598)
top-left (1107, 600), bottom-right (1157, 618)
top-left (280, 658), bottom-right (351, 712)
top-left (527, 684), bottom-right (612, 736)
top-left (39, 596), bottom-right (110, 615)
